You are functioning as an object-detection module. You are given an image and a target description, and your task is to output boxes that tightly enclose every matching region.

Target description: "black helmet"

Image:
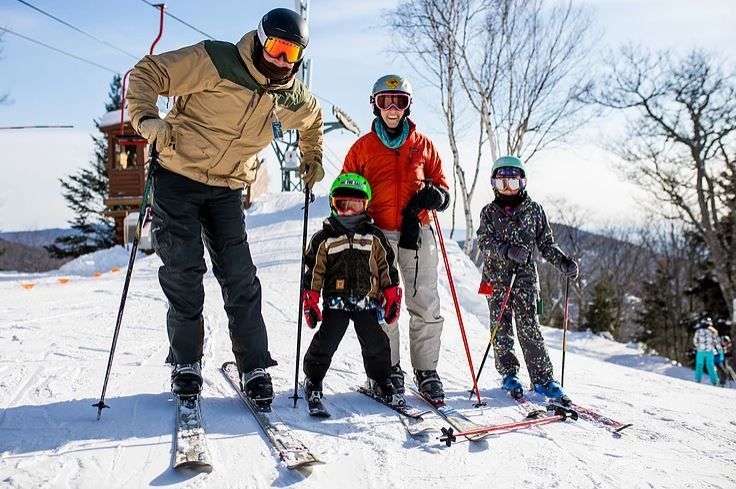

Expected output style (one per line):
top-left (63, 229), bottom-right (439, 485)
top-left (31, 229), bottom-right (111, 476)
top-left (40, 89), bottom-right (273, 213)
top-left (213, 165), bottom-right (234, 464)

top-left (258, 8), bottom-right (309, 48)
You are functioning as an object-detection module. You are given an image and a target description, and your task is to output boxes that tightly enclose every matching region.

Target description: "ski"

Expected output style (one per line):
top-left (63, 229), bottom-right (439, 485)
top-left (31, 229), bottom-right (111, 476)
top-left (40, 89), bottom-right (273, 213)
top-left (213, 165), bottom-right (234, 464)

top-left (173, 395), bottom-right (213, 469)
top-left (221, 362), bottom-right (323, 469)
top-left (408, 386), bottom-right (489, 442)
top-left (356, 385), bottom-right (433, 437)
top-left (548, 399), bottom-right (632, 435)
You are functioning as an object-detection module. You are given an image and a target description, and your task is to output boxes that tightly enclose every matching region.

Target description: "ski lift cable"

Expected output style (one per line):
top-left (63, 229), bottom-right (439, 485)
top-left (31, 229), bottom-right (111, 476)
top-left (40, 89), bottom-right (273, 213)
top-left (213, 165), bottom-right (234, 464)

top-left (0, 26), bottom-right (121, 74)
top-left (139, 0), bottom-right (215, 40)
top-left (14, 0), bottom-right (139, 59)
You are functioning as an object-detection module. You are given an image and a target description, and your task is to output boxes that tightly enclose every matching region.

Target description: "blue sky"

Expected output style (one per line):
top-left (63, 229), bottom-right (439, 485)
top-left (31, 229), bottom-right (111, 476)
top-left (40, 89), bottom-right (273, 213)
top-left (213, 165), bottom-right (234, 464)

top-left (0, 0), bottom-right (734, 232)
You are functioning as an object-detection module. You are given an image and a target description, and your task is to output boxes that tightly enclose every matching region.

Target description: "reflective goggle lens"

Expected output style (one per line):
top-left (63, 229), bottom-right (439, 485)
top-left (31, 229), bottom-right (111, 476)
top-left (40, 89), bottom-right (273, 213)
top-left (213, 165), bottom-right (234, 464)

top-left (492, 177), bottom-right (524, 191)
top-left (263, 36), bottom-right (303, 63)
top-left (374, 93), bottom-right (411, 111)
top-left (331, 197), bottom-right (367, 215)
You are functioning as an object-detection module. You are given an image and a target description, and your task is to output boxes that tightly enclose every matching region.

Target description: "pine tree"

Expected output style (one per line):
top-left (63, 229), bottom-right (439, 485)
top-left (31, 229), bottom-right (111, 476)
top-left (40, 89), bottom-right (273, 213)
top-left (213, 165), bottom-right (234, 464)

top-left (47, 75), bottom-right (121, 258)
top-left (581, 276), bottom-right (618, 336)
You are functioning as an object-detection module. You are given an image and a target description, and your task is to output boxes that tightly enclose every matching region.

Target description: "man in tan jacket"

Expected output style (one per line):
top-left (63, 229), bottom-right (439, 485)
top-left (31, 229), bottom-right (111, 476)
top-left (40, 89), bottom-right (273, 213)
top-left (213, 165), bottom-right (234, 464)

top-left (127, 7), bottom-right (324, 408)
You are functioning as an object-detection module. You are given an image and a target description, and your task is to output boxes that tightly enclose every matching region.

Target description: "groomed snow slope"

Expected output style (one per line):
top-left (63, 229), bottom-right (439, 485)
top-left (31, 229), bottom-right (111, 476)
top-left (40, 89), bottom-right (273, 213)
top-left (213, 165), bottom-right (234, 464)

top-left (1, 192), bottom-right (734, 489)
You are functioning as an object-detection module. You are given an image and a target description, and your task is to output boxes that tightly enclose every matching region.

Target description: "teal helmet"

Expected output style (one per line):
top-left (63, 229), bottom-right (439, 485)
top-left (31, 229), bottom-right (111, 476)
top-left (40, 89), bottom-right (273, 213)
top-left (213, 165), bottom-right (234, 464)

top-left (491, 155), bottom-right (526, 177)
top-left (329, 173), bottom-right (372, 216)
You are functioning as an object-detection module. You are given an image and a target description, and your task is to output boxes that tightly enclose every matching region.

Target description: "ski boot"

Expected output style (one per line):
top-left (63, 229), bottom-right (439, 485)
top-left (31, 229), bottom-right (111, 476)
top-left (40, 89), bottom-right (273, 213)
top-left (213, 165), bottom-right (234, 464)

top-left (369, 377), bottom-right (406, 407)
top-left (414, 369), bottom-right (445, 404)
top-left (389, 364), bottom-right (406, 394)
top-left (171, 363), bottom-right (202, 397)
top-left (302, 377), bottom-right (323, 404)
top-left (534, 379), bottom-right (571, 406)
top-left (241, 368), bottom-right (274, 410)
top-left (502, 374), bottom-right (524, 400)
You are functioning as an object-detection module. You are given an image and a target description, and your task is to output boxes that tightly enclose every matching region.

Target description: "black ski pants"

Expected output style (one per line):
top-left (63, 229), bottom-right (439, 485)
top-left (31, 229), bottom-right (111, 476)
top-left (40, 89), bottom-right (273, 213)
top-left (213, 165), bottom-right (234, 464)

top-left (303, 308), bottom-right (391, 384)
top-left (152, 167), bottom-right (274, 374)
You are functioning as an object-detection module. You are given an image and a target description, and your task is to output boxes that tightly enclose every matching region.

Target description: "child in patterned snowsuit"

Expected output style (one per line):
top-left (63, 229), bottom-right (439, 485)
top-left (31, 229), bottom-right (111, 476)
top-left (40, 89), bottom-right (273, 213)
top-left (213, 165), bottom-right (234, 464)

top-left (477, 156), bottom-right (579, 402)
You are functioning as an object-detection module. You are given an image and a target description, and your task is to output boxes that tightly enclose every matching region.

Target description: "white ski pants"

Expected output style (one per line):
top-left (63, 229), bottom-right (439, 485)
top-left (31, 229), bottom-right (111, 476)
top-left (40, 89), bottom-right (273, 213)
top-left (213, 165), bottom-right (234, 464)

top-left (380, 225), bottom-right (444, 371)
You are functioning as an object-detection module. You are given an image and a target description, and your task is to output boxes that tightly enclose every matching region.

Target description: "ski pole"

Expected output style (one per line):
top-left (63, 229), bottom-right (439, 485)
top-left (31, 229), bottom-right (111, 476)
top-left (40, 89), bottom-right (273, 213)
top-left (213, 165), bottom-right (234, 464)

top-left (561, 277), bottom-right (570, 388)
top-left (93, 145), bottom-right (158, 420)
top-left (469, 269), bottom-right (518, 399)
top-left (431, 211), bottom-right (485, 407)
top-left (439, 405), bottom-right (578, 446)
top-left (290, 186), bottom-right (314, 408)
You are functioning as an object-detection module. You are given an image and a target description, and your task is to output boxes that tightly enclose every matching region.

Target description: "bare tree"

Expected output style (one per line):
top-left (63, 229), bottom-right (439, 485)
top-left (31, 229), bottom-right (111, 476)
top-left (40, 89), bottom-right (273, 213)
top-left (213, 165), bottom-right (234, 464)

top-left (456, 0), bottom-right (596, 160)
top-left (386, 0), bottom-right (486, 252)
top-left (584, 47), bottom-right (736, 338)
top-left (0, 33), bottom-right (8, 105)
top-left (386, 0), bottom-right (596, 253)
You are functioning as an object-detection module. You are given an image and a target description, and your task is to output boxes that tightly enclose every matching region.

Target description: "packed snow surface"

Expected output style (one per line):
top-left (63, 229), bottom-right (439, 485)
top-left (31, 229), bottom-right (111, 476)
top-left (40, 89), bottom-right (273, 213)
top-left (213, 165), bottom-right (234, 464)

top-left (1, 192), bottom-right (734, 488)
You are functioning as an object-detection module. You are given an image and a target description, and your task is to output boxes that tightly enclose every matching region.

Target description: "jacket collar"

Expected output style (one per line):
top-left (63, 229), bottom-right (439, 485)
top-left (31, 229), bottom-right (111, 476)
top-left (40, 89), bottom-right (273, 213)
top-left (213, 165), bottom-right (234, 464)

top-left (236, 30), bottom-right (296, 90)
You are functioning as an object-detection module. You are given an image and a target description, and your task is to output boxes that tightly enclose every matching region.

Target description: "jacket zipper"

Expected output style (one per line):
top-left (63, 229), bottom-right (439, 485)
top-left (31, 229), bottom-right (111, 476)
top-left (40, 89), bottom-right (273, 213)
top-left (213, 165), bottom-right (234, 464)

top-left (395, 149), bottom-right (401, 228)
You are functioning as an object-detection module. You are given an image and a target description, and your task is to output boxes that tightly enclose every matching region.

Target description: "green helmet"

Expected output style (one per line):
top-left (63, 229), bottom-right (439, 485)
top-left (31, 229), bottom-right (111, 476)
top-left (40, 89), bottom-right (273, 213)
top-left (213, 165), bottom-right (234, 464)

top-left (329, 173), bottom-right (371, 215)
top-left (491, 155), bottom-right (526, 177)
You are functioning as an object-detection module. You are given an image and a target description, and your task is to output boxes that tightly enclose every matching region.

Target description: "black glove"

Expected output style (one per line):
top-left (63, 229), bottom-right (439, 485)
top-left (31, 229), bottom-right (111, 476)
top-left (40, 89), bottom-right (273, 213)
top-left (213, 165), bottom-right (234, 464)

top-left (415, 184), bottom-right (449, 211)
top-left (560, 256), bottom-right (579, 279)
top-left (399, 196), bottom-right (422, 250)
top-left (505, 244), bottom-right (530, 264)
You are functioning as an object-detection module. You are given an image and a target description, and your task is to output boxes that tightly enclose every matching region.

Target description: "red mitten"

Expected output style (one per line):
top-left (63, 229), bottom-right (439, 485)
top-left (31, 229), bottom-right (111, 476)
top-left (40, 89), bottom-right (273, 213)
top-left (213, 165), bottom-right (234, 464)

top-left (302, 290), bottom-right (322, 329)
top-left (382, 285), bottom-right (403, 324)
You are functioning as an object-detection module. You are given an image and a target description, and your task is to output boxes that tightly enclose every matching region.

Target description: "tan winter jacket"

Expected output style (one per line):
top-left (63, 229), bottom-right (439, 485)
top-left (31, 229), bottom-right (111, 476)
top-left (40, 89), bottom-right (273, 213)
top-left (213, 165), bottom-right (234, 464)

top-left (126, 31), bottom-right (323, 189)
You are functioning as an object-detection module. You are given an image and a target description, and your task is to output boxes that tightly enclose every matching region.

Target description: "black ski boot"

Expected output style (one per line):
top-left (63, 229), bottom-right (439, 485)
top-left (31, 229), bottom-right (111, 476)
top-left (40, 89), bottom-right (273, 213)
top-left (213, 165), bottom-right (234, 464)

top-left (370, 377), bottom-right (405, 407)
top-left (171, 363), bottom-right (202, 397)
top-left (303, 377), bottom-right (330, 417)
top-left (303, 377), bottom-right (323, 404)
top-left (414, 369), bottom-right (445, 404)
top-left (241, 368), bottom-right (273, 410)
top-left (390, 364), bottom-right (405, 394)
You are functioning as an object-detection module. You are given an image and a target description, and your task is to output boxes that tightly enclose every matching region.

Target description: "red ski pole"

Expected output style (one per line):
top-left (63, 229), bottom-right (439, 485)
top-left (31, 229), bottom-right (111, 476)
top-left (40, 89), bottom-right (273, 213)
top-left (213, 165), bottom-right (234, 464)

top-left (431, 211), bottom-right (485, 407)
top-left (439, 405), bottom-right (578, 446)
top-left (561, 277), bottom-right (570, 388)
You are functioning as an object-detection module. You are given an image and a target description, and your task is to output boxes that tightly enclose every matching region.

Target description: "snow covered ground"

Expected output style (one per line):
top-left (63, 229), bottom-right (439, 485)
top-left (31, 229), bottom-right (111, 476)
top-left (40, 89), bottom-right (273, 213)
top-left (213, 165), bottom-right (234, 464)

top-left (1, 192), bottom-right (734, 489)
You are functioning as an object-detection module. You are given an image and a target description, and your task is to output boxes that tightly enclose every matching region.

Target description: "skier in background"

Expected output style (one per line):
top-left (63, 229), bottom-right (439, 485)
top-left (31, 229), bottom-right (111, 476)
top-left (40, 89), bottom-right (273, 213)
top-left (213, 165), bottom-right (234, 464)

top-left (301, 174), bottom-right (404, 407)
top-left (693, 316), bottom-right (723, 386)
top-left (715, 335), bottom-right (735, 386)
top-left (127, 8), bottom-right (324, 407)
top-left (477, 155), bottom-right (579, 404)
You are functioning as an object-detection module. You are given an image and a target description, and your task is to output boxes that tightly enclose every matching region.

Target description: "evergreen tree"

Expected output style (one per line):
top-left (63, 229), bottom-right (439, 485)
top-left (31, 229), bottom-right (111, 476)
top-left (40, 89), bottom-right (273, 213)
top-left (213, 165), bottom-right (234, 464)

top-left (47, 75), bottom-right (121, 258)
top-left (581, 276), bottom-right (618, 336)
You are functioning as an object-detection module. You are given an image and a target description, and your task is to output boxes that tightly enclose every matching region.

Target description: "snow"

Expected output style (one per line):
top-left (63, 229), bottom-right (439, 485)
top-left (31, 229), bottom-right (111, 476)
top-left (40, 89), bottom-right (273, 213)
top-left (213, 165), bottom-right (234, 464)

top-left (1, 191), bottom-right (734, 489)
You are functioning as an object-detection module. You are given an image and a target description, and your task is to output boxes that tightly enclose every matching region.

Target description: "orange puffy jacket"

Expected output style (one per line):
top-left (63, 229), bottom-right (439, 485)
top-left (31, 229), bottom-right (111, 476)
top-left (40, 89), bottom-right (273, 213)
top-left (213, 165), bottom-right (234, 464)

top-left (342, 119), bottom-right (449, 231)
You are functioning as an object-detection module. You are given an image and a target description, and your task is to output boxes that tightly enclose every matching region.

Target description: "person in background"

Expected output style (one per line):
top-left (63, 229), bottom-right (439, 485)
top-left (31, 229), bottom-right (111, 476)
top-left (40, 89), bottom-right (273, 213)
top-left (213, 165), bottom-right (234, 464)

top-left (693, 316), bottom-right (723, 386)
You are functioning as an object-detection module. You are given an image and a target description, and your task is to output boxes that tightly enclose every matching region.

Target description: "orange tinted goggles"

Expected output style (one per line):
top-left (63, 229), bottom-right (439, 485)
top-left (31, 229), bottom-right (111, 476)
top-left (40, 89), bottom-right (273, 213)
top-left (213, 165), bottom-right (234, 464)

top-left (262, 36), bottom-right (304, 63)
top-left (331, 197), bottom-right (367, 215)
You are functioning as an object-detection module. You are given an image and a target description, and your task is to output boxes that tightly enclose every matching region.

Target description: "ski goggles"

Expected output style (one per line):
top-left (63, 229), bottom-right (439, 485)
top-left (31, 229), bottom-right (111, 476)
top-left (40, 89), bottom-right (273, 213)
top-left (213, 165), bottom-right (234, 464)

top-left (258, 28), bottom-right (304, 63)
top-left (331, 197), bottom-right (367, 215)
top-left (491, 168), bottom-right (526, 191)
top-left (372, 92), bottom-right (411, 111)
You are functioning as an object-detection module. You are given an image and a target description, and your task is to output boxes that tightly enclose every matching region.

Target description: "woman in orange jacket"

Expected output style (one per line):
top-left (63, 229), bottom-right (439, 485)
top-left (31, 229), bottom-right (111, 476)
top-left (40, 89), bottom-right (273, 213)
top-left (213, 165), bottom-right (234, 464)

top-left (342, 74), bottom-right (450, 403)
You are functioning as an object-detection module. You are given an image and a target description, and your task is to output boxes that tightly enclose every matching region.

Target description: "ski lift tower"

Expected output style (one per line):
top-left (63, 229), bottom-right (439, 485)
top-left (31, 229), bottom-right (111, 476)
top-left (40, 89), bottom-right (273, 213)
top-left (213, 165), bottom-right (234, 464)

top-left (273, 0), bottom-right (360, 192)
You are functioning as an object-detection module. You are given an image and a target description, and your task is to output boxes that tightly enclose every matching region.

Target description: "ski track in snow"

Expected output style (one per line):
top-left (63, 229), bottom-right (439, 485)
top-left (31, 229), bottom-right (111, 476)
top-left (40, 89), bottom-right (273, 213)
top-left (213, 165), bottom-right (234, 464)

top-left (1, 192), bottom-right (735, 489)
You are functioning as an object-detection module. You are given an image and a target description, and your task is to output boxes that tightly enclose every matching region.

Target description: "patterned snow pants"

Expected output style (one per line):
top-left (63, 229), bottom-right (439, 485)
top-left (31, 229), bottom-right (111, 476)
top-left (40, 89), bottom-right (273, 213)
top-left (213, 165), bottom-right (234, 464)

top-left (486, 286), bottom-right (554, 385)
